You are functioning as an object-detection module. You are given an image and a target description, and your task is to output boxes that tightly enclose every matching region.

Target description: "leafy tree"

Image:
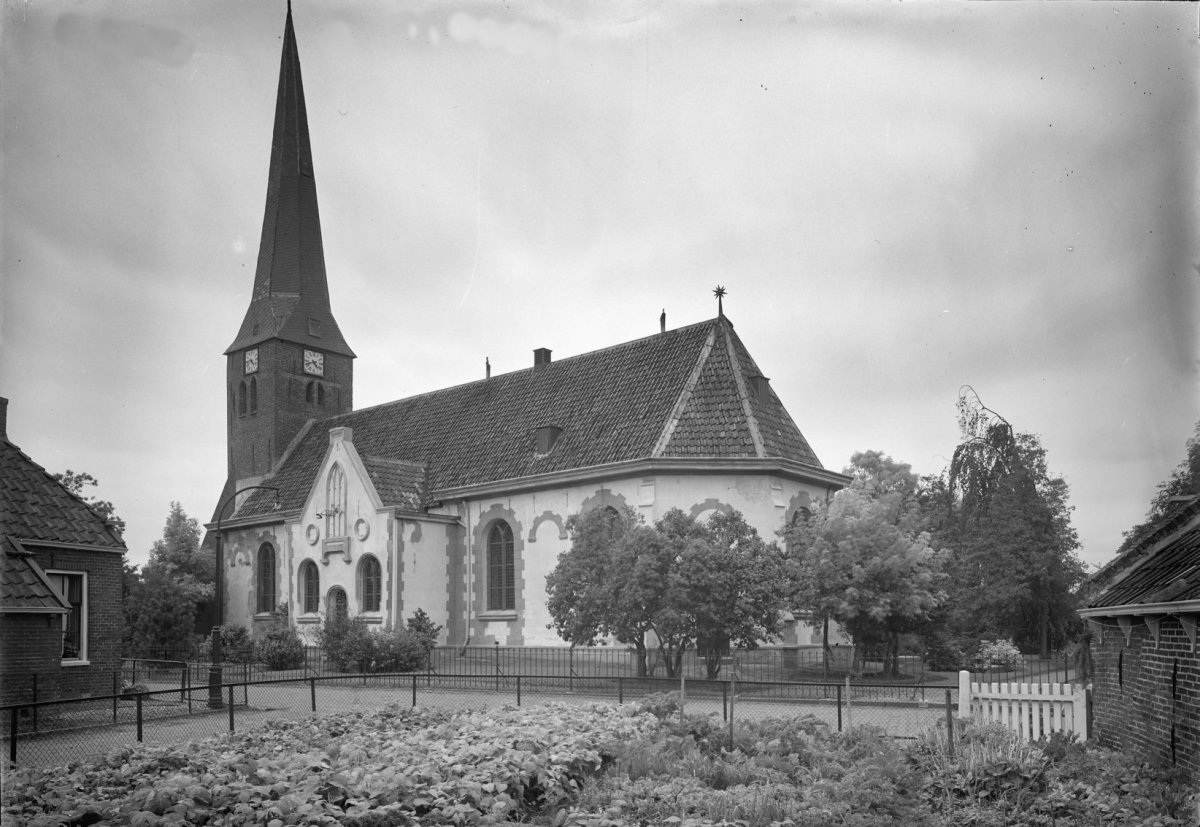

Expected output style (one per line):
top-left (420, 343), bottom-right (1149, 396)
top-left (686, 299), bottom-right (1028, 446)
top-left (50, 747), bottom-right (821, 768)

top-left (546, 506), bottom-right (791, 679)
top-left (53, 469), bottom-right (126, 535)
top-left (124, 503), bottom-right (213, 658)
top-left (937, 387), bottom-right (1086, 655)
top-left (786, 451), bottom-right (948, 677)
top-left (1116, 419), bottom-right (1200, 555)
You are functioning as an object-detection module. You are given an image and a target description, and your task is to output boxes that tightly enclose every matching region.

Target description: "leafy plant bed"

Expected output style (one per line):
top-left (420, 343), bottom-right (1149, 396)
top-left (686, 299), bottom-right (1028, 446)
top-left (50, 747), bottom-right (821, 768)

top-left (3, 698), bottom-right (1195, 826)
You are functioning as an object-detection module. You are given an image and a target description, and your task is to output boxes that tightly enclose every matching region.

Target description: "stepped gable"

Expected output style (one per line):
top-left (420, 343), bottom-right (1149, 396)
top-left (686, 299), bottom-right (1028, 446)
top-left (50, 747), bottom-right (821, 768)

top-left (0, 439), bottom-right (125, 550)
top-left (237, 316), bottom-right (825, 517)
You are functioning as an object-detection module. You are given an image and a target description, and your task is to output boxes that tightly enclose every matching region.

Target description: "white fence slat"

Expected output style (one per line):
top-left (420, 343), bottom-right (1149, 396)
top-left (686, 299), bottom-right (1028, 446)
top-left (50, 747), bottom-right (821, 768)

top-left (958, 670), bottom-right (1087, 743)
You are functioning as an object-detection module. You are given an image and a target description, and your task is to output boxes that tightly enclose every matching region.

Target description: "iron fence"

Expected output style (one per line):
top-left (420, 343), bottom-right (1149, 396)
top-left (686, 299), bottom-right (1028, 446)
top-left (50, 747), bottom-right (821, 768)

top-left (2, 669), bottom-right (958, 769)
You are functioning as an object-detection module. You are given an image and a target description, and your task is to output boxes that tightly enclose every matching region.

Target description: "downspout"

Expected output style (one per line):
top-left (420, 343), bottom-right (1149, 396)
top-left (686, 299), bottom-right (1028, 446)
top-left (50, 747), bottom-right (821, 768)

top-left (460, 498), bottom-right (472, 652)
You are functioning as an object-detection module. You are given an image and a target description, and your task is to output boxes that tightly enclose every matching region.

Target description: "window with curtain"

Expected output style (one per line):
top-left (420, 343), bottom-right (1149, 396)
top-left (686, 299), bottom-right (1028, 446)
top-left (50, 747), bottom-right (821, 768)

top-left (48, 572), bottom-right (86, 661)
top-left (486, 521), bottom-right (515, 612)
top-left (256, 543), bottom-right (276, 614)
top-left (359, 555), bottom-right (382, 612)
top-left (299, 559), bottom-right (319, 614)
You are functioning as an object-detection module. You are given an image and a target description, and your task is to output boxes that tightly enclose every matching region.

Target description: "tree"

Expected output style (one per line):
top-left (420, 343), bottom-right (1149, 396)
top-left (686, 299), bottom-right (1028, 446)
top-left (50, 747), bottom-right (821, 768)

top-left (937, 387), bottom-right (1086, 655)
top-left (1116, 419), bottom-right (1200, 555)
top-left (124, 503), bottom-right (213, 658)
top-left (546, 506), bottom-right (791, 678)
top-left (53, 469), bottom-right (125, 535)
top-left (786, 451), bottom-right (948, 677)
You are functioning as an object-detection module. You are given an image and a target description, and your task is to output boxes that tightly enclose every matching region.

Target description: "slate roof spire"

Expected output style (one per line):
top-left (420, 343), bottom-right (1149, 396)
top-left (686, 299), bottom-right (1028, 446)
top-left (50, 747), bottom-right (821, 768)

top-left (225, 3), bottom-right (354, 357)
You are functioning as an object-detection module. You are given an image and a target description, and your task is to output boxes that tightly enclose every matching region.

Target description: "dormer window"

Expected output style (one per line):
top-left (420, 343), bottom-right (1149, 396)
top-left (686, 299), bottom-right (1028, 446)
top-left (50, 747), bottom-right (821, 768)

top-left (535, 426), bottom-right (562, 454)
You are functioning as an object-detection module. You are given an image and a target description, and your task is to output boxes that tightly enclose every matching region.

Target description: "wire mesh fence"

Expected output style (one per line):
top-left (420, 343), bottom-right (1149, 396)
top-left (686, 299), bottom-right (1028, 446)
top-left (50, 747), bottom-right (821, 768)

top-left (2, 670), bottom-right (959, 769)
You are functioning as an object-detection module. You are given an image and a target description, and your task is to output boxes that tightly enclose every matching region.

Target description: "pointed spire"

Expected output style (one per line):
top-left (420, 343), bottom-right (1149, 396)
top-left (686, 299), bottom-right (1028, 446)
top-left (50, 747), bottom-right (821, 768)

top-left (713, 285), bottom-right (726, 317)
top-left (226, 5), bottom-right (354, 357)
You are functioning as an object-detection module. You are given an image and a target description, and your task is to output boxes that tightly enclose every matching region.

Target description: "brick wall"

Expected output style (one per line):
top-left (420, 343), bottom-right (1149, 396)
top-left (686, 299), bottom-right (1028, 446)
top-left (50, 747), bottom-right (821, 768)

top-left (0, 613), bottom-right (63, 706)
top-left (13, 547), bottom-right (125, 703)
top-left (1090, 615), bottom-right (1200, 775)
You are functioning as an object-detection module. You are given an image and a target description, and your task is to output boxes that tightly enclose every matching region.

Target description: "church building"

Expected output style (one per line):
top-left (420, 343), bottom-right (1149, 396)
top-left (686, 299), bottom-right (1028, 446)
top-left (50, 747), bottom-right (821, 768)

top-left (213, 8), bottom-right (848, 647)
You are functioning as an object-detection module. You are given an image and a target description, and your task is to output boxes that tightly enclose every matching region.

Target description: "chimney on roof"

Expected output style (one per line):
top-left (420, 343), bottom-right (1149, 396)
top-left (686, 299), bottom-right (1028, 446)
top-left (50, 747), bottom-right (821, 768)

top-left (533, 348), bottom-right (552, 367)
top-left (660, 309), bottom-right (666, 334)
top-left (485, 357), bottom-right (491, 379)
top-left (0, 397), bottom-right (7, 439)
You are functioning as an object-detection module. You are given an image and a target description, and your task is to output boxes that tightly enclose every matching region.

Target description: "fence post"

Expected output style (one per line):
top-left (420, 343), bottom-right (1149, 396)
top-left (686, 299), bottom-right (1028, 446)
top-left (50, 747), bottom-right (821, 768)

top-left (722, 682), bottom-right (728, 722)
top-left (411, 674), bottom-right (417, 708)
top-left (844, 677), bottom-right (852, 730)
top-left (679, 667), bottom-right (686, 724)
top-left (617, 676), bottom-right (623, 705)
top-left (180, 664), bottom-right (187, 702)
top-left (945, 689), bottom-right (955, 758)
top-left (957, 670), bottom-right (971, 719)
top-left (836, 682), bottom-right (843, 732)
top-left (31, 674), bottom-right (38, 732)
top-left (494, 641), bottom-right (501, 692)
top-left (310, 678), bottom-right (317, 712)
top-left (186, 667), bottom-right (192, 714)
top-left (9, 706), bottom-right (18, 763)
top-left (228, 685), bottom-right (235, 732)
top-left (516, 675), bottom-right (522, 707)
top-left (136, 694), bottom-right (144, 743)
top-left (113, 671), bottom-right (119, 723)
top-left (728, 668), bottom-right (736, 746)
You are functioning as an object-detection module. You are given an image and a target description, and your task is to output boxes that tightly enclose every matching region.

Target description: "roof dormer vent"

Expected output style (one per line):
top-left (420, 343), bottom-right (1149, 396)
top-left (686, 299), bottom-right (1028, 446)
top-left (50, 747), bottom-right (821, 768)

top-left (749, 374), bottom-right (771, 401)
top-left (533, 348), bottom-right (552, 367)
top-left (535, 425), bottom-right (562, 454)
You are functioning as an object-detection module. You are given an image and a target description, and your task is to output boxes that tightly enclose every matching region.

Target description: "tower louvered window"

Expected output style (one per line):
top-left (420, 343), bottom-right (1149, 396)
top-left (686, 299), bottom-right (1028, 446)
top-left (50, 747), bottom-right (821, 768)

top-left (486, 522), bottom-right (515, 612)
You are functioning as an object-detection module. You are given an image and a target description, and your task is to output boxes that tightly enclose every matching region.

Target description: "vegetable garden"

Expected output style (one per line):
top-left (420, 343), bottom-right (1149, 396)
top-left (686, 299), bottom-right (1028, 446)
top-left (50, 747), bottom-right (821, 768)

top-left (3, 697), bottom-right (1195, 826)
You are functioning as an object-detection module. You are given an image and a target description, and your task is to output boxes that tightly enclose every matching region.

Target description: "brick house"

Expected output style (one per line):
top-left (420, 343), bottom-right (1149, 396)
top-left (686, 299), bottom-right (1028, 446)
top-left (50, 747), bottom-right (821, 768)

top-left (0, 398), bottom-right (127, 706)
top-left (1079, 497), bottom-right (1200, 774)
top-left (210, 8), bottom-right (849, 649)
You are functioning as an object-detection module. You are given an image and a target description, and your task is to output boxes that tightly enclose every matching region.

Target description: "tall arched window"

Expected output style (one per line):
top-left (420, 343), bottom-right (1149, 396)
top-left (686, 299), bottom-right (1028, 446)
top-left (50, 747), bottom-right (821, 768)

top-left (486, 521), bottom-right (515, 612)
top-left (299, 559), bottom-right (319, 614)
top-left (256, 543), bottom-right (277, 614)
top-left (326, 463), bottom-right (346, 537)
top-left (317, 384), bottom-right (325, 405)
top-left (306, 381), bottom-right (315, 403)
top-left (249, 377), bottom-right (258, 413)
top-left (328, 587), bottom-right (348, 621)
top-left (359, 555), bottom-right (382, 612)
top-left (238, 381), bottom-right (248, 416)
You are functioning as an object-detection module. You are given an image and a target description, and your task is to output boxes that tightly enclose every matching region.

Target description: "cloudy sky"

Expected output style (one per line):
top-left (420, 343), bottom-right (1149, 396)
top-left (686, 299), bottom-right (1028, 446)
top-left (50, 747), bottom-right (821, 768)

top-left (3, 1), bottom-right (1196, 571)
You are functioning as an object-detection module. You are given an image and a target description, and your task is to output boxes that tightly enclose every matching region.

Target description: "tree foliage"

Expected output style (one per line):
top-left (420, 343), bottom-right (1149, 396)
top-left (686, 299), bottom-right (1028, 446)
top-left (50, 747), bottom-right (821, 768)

top-left (124, 503), bottom-right (212, 658)
top-left (786, 451), bottom-right (948, 677)
top-left (545, 506), bottom-right (790, 678)
top-left (1116, 418), bottom-right (1200, 555)
top-left (53, 469), bottom-right (125, 535)
top-left (937, 387), bottom-right (1086, 655)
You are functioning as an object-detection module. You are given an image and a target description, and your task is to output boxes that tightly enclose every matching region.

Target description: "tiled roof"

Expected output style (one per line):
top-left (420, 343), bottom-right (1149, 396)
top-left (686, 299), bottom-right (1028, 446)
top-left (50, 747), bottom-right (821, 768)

top-left (0, 439), bottom-right (126, 550)
top-left (362, 457), bottom-right (427, 512)
top-left (1087, 499), bottom-right (1200, 609)
top-left (1, 544), bottom-right (70, 614)
top-left (237, 316), bottom-right (826, 518)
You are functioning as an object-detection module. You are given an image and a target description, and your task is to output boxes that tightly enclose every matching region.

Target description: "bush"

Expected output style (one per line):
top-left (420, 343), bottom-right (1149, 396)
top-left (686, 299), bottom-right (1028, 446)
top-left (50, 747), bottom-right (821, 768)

top-left (971, 638), bottom-right (1023, 671)
top-left (315, 614), bottom-right (431, 673)
top-left (258, 626), bottom-right (306, 670)
top-left (218, 623), bottom-right (255, 663)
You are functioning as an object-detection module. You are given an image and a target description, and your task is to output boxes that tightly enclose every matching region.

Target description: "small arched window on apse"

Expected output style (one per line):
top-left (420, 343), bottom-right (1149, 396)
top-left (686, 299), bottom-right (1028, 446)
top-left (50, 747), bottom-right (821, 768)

top-left (328, 586), bottom-right (348, 621)
top-left (299, 559), bottom-right (319, 614)
top-left (249, 377), bottom-right (258, 413)
top-left (326, 463), bottom-right (346, 537)
top-left (487, 521), bottom-right (516, 612)
top-left (790, 506), bottom-right (812, 529)
top-left (359, 555), bottom-right (382, 612)
top-left (256, 543), bottom-right (277, 614)
top-left (238, 381), bottom-right (248, 416)
top-left (306, 381), bottom-right (315, 403)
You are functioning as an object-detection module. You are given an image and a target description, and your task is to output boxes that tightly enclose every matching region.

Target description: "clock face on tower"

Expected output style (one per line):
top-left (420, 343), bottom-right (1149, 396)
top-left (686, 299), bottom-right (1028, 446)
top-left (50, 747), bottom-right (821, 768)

top-left (303, 349), bottom-right (324, 376)
top-left (244, 348), bottom-right (259, 374)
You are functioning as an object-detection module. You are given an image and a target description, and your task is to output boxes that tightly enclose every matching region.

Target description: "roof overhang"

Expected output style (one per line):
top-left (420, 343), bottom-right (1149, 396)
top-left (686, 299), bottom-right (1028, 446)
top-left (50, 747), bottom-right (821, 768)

top-left (1078, 600), bottom-right (1200, 619)
top-left (433, 456), bottom-right (851, 501)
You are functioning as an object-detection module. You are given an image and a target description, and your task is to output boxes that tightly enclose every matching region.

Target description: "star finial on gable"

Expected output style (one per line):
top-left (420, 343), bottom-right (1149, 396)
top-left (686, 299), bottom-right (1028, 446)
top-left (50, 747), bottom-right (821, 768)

top-left (713, 285), bottom-right (727, 317)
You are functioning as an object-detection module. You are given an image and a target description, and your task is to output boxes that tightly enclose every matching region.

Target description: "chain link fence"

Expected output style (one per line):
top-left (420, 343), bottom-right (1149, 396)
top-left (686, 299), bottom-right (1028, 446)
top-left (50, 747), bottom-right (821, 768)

top-left (2, 669), bottom-right (958, 769)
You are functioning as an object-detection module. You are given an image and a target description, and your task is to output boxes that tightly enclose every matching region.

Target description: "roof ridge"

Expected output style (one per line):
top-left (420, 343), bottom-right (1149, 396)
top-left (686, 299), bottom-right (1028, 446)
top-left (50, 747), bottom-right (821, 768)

top-left (651, 325), bottom-right (718, 456)
top-left (720, 320), bottom-right (766, 457)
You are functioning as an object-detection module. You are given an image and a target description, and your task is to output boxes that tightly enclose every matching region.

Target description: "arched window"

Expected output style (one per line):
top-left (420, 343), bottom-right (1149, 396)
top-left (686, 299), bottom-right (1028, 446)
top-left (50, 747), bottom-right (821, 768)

top-left (238, 381), bottom-right (248, 416)
top-left (306, 381), bottom-right (315, 403)
top-left (256, 543), bottom-right (276, 614)
top-left (317, 384), bottom-right (325, 405)
top-left (299, 560), bottom-right (319, 614)
top-left (326, 464), bottom-right (346, 537)
top-left (249, 377), bottom-right (258, 413)
top-left (328, 587), bottom-right (348, 621)
top-left (486, 521), bottom-right (515, 612)
top-left (359, 555), bottom-right (382, 612)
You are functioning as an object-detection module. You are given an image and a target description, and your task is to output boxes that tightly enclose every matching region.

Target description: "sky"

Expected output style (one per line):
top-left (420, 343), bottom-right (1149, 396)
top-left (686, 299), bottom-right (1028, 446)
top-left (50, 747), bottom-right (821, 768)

top-left (2, 0), bottom-right (1196, 573)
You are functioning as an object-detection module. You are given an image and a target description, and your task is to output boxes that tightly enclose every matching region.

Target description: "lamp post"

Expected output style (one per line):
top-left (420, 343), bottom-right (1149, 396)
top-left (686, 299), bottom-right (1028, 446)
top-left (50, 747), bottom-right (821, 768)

top-left (208, 484), bottom-right (280, 709)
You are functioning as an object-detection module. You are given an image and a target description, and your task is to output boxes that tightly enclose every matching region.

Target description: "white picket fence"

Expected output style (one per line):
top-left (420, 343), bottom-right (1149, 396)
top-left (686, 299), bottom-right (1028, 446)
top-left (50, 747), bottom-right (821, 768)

top-left (957, 670), bottom-right (1088, 741)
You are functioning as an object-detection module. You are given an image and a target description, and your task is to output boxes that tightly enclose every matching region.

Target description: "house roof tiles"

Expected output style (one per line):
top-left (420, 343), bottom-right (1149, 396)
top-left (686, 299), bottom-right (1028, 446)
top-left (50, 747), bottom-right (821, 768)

top-left (1087, 499), bottom-right (1200, 610)
top-left (236, 315), bottom-right (827, 519)
top-left (1, 544), bottom-right (70, 614)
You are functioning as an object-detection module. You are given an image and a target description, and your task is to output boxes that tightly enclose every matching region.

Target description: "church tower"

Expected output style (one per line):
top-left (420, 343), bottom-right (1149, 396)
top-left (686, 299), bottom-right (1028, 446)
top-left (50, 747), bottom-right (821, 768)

top-left (224, 5), bottom-right (354, 489)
